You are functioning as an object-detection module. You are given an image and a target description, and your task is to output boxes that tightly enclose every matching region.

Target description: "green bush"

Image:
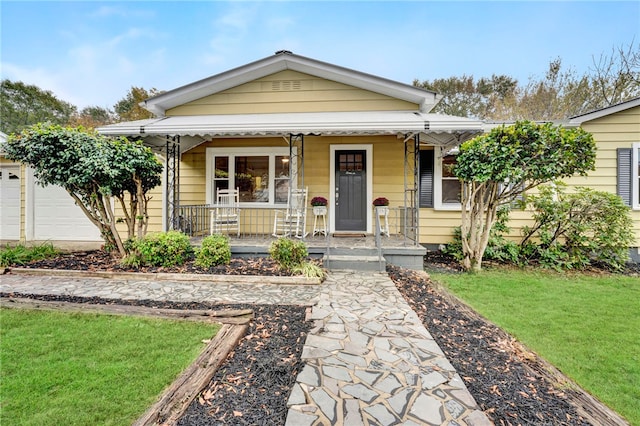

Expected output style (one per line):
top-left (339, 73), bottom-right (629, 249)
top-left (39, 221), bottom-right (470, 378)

top-left (521, 184), bottom-right (634, 271)
top-left (0, 243), bottom-right (59, 267)
top-left (195, 234), bottom-right (231, 268)
top-left (269, 238), bottom-right (308, 270)
top-left (122, 231), bottom-right (194, 268)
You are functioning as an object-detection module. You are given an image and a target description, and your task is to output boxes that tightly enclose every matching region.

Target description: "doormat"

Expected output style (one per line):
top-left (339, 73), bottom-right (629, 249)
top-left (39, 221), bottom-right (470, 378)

top-left (332, 233), bottom-right (366, 238)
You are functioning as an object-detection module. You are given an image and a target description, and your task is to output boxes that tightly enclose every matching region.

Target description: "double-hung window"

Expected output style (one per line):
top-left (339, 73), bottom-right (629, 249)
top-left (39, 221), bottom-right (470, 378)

top-left (206, 147), bottom-right (294, 205)
top-left (420, 147), bottom-right (463, 209)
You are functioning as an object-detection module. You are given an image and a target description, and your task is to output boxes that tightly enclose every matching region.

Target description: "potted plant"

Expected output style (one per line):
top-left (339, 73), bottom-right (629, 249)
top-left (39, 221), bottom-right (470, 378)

top-left (373, 197), bottom-right (389, 216)
top-left (311, 196), bottom-right (328, 215)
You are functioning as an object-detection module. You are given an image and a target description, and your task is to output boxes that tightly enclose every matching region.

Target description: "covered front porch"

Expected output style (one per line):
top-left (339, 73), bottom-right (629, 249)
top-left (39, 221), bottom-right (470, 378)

top-left (190, 231), bottom-right (428, 271)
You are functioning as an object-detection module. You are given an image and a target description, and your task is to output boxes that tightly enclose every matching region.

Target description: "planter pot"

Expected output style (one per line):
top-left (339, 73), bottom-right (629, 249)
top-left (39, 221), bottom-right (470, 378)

top-left (313, 206), bottom-right (327, 215)
top-left (375, 206), bottom-right (389, 216)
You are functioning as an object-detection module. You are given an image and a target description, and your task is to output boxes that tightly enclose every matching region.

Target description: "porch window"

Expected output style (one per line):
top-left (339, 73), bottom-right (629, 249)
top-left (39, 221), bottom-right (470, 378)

top-left (434, 147), bottom-right (462, 209)
top-left (207, 147), bottom-right (294, 206)
top-left (441, 152), bottom-right (462, 205)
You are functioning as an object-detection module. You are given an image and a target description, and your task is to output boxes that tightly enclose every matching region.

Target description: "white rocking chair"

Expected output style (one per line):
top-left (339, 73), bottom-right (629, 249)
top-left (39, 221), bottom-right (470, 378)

top-left (272, 187), bottom-right (308, 238)
top-left (210, 188), bottom-right (240, 237)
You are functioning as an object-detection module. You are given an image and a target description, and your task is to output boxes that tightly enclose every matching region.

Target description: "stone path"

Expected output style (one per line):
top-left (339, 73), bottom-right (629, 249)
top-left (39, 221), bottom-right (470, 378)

top-left (1, 271), bottom-right (491, 426)
top-left (286, 271), bottom-right (490, 426)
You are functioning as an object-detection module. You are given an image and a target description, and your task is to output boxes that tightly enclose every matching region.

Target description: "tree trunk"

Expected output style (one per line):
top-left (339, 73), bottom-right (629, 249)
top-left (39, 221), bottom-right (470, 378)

top-left (459, 181), bottom-right (500, 272)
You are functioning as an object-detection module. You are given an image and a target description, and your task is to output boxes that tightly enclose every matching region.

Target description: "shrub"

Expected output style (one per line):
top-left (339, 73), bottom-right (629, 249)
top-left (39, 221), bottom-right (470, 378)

top-left (122, 231), bottom-right (194, 268)
top-left (291, 261), bottom-right (326, 279)
top-left (195, 234), bottom-right (231, 268)
top-left (0, 243), bottom-right (59, 267)
top-left (269, 238), bottom-right (308, 270)
top-left (521, 184), bottom-right (634, 271)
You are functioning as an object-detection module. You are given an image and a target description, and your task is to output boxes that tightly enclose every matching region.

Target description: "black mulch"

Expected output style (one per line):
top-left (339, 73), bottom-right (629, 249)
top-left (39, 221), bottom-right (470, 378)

top-left (19, 250), bottom-right (293, 276)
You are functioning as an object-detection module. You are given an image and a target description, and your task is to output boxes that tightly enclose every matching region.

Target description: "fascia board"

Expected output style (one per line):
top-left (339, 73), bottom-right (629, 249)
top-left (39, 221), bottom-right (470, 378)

top-left (569, 97), bottom-right (640, 124)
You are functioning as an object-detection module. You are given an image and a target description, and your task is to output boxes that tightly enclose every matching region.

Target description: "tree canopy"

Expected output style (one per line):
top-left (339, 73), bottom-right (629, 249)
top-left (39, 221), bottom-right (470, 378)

top-left (414, 42), bottom-right (640, 120)
top-left (2, 124), bottom-right (163, 256)
top-left (0, 79), bottom-right (77, 134)
top-left (114, 86), bottom-right (162, 121)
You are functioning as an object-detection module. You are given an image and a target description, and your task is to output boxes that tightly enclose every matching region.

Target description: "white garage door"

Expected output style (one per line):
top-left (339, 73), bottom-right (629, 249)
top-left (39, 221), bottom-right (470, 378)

top-left (33, 183), bottom-right (102, 241)
top-left (0, 166), bottom-right (21, 240)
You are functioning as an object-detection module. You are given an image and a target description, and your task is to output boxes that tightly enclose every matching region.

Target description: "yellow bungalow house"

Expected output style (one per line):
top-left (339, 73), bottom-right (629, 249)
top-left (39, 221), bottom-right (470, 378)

top-left (98, 51), bottom-right (484, 269)
top-left (97, 51), bottom-right (640, 266)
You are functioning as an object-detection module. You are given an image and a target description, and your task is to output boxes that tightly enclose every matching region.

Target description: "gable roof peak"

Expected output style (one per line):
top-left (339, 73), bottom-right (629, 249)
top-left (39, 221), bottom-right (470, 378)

top-left (142, 52), bottom-right (439, 116)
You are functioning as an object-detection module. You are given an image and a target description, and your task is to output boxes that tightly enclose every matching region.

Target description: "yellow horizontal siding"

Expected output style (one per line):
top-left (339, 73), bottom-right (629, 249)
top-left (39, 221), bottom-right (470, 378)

top-left (167, 70), bottom-right (418, 115)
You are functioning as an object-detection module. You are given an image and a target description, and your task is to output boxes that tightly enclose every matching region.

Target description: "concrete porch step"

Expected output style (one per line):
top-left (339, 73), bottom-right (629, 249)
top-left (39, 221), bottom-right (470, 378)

top-left (323, 254), bottom-right (385, 272)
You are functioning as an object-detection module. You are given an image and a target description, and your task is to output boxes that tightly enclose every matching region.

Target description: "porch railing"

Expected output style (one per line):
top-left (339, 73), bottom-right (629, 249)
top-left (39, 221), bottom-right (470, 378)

top-left (176, 204), bottom-right (419, 245)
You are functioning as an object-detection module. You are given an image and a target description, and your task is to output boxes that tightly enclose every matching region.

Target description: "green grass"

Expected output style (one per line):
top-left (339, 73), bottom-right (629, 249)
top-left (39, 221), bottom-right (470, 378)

top-left (0, 309), bottom-right (220, 425)
top-left (432, 268), bottom-right (640, 425)
top-left (0, 243), bottom-right (59, 267)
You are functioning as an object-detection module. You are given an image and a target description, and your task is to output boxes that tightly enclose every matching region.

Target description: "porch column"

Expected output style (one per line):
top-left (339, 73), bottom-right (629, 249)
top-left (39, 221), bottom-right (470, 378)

top-left (165, 135), bottom-right (180, 231)
top-left (288, 133), bottom-right (304, 188)
top-left (403, 134), bottom-right (420, 245)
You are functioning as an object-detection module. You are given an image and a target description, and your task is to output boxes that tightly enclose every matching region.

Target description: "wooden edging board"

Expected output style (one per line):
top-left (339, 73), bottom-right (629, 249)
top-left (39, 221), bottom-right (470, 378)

top-left (1, 297), bottom-right (250, 425)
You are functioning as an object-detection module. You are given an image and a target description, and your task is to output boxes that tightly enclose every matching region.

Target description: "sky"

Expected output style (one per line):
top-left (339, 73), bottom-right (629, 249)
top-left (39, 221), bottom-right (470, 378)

top-left (1, 1), bottom-right (639, 110)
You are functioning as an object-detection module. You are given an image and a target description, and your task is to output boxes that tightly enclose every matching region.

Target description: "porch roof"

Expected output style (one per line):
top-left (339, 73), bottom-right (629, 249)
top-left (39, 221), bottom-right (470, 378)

top-left (97, 111), bottom-right (483, 151)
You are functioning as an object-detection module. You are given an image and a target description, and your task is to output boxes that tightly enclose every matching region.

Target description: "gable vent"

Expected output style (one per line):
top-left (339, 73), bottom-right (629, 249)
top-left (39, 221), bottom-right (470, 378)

top-left (271, 80), bottom-right (302, 91)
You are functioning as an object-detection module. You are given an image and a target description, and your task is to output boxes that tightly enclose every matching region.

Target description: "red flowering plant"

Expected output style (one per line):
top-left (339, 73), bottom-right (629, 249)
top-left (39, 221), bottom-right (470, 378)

top-left (310, 196), bottom-right (328, 207)
top-left (373, 197), bottom-right (389, 206)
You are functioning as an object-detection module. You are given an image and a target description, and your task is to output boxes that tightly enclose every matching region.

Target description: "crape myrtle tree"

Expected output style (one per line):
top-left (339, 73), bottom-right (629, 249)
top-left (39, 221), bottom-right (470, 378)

top-left (454, 121), bottom-right (596, 272)
top-left (3, 123), bottom-right (162, 257)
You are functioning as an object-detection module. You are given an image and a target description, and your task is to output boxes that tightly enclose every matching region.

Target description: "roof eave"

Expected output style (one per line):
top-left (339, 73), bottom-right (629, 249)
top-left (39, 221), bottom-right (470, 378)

top-left (142, 52), bottom-right (438, 115)
top-left (569, 97), bottom-right (640, 124)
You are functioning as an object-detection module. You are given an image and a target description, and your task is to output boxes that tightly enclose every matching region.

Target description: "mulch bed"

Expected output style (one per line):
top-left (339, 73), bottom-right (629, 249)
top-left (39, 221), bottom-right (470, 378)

top-left (20, 250), bottom-right (293, 276)
top-left (4, 250), bottom-right (633, 425)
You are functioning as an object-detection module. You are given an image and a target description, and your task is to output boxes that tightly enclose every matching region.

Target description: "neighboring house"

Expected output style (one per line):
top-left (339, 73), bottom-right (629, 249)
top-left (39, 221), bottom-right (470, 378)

top-left (0, 132), bottom-right (102, 247)
top-left (567, 97), bottom-right (640, 261)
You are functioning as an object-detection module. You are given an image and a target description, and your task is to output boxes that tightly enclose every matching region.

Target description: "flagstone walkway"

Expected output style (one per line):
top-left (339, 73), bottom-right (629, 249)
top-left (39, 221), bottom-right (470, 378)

top-left (1, 270), bottom-right (491, 426)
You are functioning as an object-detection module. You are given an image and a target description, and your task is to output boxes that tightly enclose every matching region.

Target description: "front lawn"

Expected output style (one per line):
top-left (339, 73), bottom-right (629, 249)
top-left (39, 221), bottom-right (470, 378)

top-left (0, 309), bottom-right (219, 426)
top-left (432, 269), bottom-right (640, 425)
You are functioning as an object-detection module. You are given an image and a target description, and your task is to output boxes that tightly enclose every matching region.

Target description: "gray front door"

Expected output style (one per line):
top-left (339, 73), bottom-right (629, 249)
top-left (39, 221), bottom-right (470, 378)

top-left (335, 150), bottom-right (367, 231)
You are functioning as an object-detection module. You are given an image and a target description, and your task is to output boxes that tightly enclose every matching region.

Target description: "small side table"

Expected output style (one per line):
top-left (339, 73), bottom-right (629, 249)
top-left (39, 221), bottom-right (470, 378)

top-left (312, 206), bottom-right (328, 236)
